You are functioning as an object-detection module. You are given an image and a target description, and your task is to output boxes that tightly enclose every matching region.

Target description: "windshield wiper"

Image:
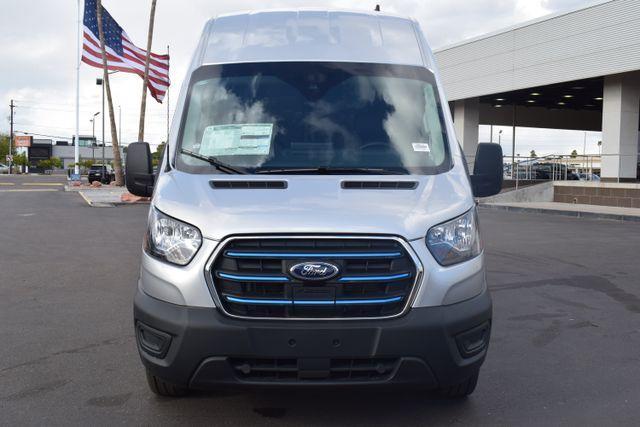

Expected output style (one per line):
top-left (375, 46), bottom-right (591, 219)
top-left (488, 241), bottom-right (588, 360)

top-left (180, 148), bottom-right (246, 174)
top-left (255, 167), bottom-right (407, 175)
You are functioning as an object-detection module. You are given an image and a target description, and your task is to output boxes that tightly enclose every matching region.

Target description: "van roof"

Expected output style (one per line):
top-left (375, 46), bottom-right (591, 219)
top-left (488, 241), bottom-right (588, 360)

top-left (199, 9), bottom-right (430, 68)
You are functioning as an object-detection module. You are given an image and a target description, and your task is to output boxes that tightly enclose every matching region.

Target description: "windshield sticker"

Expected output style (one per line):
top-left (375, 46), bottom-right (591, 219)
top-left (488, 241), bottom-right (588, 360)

top-left (200, 124), bottom-right (273, 156)
top-left (412, 142), bottom-right (431, 152)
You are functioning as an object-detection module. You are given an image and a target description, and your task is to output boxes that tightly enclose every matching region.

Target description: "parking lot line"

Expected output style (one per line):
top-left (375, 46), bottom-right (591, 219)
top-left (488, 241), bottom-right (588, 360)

top-left (0, 182), bottom-right (16, 186)
top-left (0, 189), bottom-right (60, 192)
top-left (22, 182), bottom-right (64, 186)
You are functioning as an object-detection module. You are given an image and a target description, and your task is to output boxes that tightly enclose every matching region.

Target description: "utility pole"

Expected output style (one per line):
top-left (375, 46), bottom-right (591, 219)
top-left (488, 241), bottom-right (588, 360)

top-left (9, 99), bottom-right (14, 174)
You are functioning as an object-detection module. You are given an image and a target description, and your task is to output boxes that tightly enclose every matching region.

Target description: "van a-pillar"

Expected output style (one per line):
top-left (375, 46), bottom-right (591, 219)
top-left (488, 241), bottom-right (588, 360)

top-left (453, 97), bottom-right (480, 170)
top-left (601, 71), bottom-right (640, 182)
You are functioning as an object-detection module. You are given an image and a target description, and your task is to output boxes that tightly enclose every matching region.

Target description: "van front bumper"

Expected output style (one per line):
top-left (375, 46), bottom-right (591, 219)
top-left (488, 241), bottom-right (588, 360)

top-left (134, 288), bottom-right (492, 389)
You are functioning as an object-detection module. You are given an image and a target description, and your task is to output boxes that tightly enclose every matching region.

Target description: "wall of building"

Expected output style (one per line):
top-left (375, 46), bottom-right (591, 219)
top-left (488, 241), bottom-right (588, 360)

top-left (554, 181), bottom-right (640, 207)
top-left (52, 146), bottom-right (122, 169)
top-left (434, 0), bottom-right (640, 101)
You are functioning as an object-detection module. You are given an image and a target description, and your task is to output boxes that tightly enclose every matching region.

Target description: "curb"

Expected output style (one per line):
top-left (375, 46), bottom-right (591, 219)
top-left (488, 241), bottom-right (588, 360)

top-left (479, 203), bottom-right (640, 222)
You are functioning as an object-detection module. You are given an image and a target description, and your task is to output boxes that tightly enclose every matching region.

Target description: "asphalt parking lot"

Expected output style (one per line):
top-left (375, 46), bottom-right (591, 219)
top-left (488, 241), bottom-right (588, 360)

top-left (2, 175), bottom-right (640, 426)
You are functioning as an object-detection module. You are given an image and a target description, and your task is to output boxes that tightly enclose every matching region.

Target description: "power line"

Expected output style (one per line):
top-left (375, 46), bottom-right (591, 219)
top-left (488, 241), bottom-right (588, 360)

top-left (14, 123), bottom-right (81, 131)
top-left (14, 130), bottom-right (72, 140)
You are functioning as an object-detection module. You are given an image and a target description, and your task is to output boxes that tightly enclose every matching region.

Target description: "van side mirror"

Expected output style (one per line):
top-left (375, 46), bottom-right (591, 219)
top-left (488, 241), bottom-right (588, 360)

top-left (126, 142), bottom-right (155, 197)
top-left (470, 143), bottom-right (503, 198)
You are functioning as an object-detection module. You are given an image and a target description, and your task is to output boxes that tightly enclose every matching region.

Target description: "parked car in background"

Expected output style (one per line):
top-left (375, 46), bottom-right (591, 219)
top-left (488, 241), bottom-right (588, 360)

top-left (88, 164), bottom-right (115, 184)
top-left (577, 172), bottom-right (600, 181)
top-left (0, 163), bottom-right (9, 174)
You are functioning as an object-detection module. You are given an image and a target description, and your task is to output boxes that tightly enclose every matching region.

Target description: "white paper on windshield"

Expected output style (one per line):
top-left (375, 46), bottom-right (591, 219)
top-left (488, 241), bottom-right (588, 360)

top-left (200, 123), bottom-right (273, 156)
top-left (412, 142), bottom-right (431, 152)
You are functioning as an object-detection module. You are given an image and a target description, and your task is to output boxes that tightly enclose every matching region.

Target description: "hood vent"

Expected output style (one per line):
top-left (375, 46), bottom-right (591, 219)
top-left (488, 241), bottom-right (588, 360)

top-left (341, 181), bottom-right (418, 190)
top-left (210, 180), bottom-right (287, 189)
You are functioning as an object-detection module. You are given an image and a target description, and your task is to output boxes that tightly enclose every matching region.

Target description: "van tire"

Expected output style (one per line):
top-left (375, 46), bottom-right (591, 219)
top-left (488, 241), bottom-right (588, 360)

top-left (145, 369), bottom-right (189, 397)
top-left (436, 372), bottom-right (479, 399)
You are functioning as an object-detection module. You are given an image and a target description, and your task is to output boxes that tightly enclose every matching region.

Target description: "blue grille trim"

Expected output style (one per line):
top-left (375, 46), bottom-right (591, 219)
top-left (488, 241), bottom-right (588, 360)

top-left (335, 296), bottom-right (403, 305)
top-left (217, 272), bottom-right (290, 282)
top-left (339, 272), bottom-right (411, 282)
top-left (224, 295), bottom-right (403, 306)
top-left (224, 251), bottom-right (403, 259)
top-left (293, 300), bottom-right (335, 306)
top-left (226, 296), bottom-right (291, 305)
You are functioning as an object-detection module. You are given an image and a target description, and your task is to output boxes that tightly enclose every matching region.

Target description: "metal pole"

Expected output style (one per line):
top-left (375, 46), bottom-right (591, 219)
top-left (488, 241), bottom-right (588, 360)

top-left (511, 103), bottom-right (516, 180)
top-left (489, 125), bottom-right (493, 143)
top-left (91, 118), bottom-right (95, 162)
top-left (102, 81), bottom-right (105, 182)
top-left (166, 44), bottom-right (170, 144)
top-left (9, 99), bottom-right (14, 174)
top-left (74, 0), bottom-right (81, 176)
top-left (118, 105), bottom-right (122, 143)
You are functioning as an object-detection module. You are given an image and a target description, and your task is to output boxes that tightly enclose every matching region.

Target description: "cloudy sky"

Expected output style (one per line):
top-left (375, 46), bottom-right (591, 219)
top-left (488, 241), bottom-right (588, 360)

top-left (0, 0), bottom-right (601, 157)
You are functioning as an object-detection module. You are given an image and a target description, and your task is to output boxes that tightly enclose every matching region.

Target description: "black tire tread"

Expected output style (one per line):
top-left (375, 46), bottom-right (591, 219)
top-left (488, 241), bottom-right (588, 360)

top-left (437, 372), bottom-right (479, 399)
top-left (145, 369), bottom-right (189, 397)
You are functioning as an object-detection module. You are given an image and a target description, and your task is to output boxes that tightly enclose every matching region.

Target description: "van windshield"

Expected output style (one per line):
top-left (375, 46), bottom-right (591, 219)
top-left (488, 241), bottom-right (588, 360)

top-left (177, 62), bottom-right (451, 175)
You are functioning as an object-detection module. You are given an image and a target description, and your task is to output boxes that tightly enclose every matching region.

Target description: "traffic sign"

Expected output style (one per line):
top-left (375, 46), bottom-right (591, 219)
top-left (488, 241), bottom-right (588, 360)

top-left (5, 155), bottom-right (12, 163)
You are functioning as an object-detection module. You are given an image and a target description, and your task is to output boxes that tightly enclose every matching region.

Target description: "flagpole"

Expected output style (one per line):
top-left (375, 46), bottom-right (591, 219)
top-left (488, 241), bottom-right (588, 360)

top-left (74, 0), bottom-right (81, 175)
top-left (166, 44), bottom-right (170, 144)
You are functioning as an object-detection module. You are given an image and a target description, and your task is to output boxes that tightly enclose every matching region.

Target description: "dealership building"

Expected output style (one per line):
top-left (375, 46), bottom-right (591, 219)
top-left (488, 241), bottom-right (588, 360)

top-left (434, 0), bottom-right (640, 182)
top-left (13, 135), bottom-right (122, 171)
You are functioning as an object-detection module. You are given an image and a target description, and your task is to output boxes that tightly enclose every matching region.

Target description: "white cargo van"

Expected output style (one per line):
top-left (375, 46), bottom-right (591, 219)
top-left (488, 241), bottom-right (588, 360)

top-left (126, 9), bottom-right (503, 398)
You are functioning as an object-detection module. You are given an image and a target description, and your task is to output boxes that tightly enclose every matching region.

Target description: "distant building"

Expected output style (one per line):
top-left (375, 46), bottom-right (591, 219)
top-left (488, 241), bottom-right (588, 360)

top-left (434, 0), bottom-right (640, 182)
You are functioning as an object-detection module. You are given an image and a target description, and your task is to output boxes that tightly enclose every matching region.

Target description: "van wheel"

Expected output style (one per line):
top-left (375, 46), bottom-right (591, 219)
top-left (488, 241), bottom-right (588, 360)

top-left (436, 372), bottom-right (479, 399)
top-left (145, 369), bottom-right (189, 397)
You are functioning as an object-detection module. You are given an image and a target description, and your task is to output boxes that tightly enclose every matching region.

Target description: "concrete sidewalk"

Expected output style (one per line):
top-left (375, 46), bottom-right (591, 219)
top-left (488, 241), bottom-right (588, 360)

top-left (480, 201), bottom-right (640, 222)
top-left (77, 187), bottom-right (150, 207)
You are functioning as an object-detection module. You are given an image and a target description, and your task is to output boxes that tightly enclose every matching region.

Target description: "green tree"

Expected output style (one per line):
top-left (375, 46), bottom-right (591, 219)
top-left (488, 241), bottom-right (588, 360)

top-left (570, 149), bottom-right (578, 158)
top-left (50, 157), bottom-right (62, 169)
top-left (0, 133), bottom-right (11, 160)
top-left (13, 152), bottom-right (28, 167)
top-left (529, 150), bottom-right (537, 158)
top-left (152, 142), bottom-right (166, 166)
top-left (37, 159), bottom-right (52, 170)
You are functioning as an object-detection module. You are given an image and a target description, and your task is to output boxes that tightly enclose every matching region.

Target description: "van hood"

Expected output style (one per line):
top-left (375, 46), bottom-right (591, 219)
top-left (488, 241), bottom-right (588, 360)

top-left (152, 170), bottom-right (474, 241)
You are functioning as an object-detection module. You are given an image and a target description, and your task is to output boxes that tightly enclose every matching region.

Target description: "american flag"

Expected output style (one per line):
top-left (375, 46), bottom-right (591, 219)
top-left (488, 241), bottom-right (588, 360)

top-left (81, 0), bottom-right (169, 103)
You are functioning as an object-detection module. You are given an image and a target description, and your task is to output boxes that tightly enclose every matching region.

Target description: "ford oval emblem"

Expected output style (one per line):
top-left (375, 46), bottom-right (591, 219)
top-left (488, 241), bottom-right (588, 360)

top-left (289, 261), bottom-right (340, 281)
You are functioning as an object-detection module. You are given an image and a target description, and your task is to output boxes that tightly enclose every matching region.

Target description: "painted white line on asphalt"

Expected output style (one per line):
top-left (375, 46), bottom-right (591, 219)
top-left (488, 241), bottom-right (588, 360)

top-left (0, 189), bottom-right (60, 192)
top-left (78, 191), bottom-right (93, 206)
top-left (0, 183), bottom-right (15, 186)
top-left (23, 183), bottom-right (64, 186)
top-left (17, 213), bottom-right (36, 217)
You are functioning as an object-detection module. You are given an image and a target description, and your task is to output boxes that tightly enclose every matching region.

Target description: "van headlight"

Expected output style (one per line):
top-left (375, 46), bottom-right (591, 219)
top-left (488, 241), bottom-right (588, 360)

top-left (144, 207), bottom-right (202, 266)
top-left (426, 208), bottom-right (481, 266)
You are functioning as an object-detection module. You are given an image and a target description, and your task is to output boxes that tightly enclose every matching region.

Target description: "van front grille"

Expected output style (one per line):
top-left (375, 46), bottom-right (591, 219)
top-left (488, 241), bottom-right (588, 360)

top-left (209, 237), bottom-right (419, 319)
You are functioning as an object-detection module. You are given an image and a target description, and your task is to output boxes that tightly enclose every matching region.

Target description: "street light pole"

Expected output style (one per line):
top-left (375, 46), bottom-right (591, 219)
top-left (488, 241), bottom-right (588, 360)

top-left (91, 111), bottom-right (100, 163)
top-left (96, 77), bottom-right (105, 183)
top-left (9, 99), bottom-right (14, 174)
top-left (118, 105), bottom-right (122, 144)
